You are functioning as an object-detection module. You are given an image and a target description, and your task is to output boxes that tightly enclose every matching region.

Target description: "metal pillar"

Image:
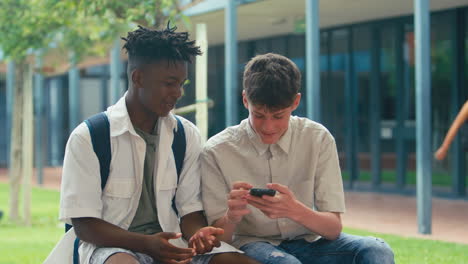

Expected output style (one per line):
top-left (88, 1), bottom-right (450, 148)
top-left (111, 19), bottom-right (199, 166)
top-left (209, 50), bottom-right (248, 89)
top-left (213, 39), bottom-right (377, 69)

top-left (110, 38), bottom-right (123, 105)
top-left (414, 0), bottom-right (432, 235)
top-left (50, 78), bottom-right (65, 166)
top-left (225, 0), bottom-right (238, 127)
top-left (68, 53), bottom-right (80, 132)
top-left (196, 23), bottom-right (209, 142)
top-left (306, 0), bottom-right (320, 122)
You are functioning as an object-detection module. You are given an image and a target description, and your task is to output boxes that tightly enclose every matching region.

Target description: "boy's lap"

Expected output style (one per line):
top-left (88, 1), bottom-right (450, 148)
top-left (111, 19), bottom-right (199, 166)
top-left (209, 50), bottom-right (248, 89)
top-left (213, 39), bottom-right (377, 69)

top-left (89, 247), bottom-right (213, 264)
top-left (240, 233), bottom-right (394, 264)
top-left (240, 242), bottom-right (301, 264)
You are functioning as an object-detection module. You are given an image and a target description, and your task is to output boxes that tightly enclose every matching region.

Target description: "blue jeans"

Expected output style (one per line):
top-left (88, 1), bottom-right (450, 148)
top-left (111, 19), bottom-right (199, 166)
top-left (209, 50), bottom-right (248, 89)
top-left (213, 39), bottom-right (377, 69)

top-left (240, 233), bottom-right (394, 264)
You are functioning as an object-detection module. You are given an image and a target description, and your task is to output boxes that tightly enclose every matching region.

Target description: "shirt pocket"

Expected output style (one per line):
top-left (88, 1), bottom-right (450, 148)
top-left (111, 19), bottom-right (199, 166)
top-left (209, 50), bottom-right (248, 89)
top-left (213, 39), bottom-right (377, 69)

top-left (159, 156), bottom-right (178, 191)
top-left (103, 178), bottom-right (136, 198)
top-left (159, 177), bottom-right (177, 201)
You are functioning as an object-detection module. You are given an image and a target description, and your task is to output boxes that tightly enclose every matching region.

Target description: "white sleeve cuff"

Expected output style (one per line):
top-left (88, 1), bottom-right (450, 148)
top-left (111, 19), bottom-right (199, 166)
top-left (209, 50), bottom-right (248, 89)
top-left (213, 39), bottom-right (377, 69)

top-left (59, 207), bottom-right (102, 225)
top-left (178, 202), bottom-right (204, 218)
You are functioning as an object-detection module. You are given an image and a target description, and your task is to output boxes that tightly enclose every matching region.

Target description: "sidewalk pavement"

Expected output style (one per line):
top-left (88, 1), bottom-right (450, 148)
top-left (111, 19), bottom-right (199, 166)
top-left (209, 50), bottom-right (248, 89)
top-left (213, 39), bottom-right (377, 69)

top-left (1, 167), bottom-right (467, 245)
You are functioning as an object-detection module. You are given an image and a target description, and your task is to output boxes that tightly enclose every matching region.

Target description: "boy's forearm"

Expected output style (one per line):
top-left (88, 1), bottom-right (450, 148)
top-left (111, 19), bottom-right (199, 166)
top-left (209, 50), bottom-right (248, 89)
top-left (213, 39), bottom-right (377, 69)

top-left (212, 214), bottom-right (238, 244)
top-left (180, 211), bottom-right (207, 241)
top-left (442, 101), bottom-right (468, 148)
top-left (290, 204), bottom-right (342, 240)
top-left (72, 217), bottom-right (149, 253)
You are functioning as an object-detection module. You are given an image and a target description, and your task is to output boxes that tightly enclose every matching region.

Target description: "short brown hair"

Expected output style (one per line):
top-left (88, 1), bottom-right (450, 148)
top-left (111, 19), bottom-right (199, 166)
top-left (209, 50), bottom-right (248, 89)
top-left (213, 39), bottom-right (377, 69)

top-left (243, 53), bottom-right (301, 110)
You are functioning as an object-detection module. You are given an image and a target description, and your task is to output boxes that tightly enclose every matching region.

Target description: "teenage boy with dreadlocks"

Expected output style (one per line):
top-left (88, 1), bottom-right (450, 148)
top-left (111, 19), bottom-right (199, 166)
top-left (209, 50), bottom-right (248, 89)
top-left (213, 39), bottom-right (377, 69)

top-left (201, 53), bottom-right (395, 264)
top-left (45, 25), bottom-right (259, 264)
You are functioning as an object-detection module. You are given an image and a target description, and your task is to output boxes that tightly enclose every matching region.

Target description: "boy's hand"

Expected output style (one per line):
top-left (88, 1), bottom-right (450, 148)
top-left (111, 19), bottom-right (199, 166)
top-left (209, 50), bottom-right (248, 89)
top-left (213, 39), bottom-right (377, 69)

top-left (434, 146), bottom-right (448, 161)
top-left (188, 226), bottom-right (224, 254)
top-left (246, 183), bottom-right (304, 220)
top-left (145, 232), bottom-right (195, 264)
top-left (226, 182), bottom-right (253, 223)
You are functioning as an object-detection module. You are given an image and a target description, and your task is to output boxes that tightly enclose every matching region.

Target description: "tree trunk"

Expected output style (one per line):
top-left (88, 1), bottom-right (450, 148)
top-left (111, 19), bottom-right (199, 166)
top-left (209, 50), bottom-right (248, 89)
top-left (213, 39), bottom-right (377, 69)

top-left (154, 0), bottom-right (163, 28)
top-left (22, 63), bottom-right (34, 226)
top-left (9, 60), bottom-right (25, 222)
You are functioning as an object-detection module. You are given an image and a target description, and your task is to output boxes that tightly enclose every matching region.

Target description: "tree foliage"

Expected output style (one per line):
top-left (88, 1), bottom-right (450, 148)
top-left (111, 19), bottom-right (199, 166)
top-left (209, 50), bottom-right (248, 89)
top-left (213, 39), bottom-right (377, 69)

top-left (0, 0), bottom-right (188, 61)
top-left (0, 0), bottom-right (62, 60)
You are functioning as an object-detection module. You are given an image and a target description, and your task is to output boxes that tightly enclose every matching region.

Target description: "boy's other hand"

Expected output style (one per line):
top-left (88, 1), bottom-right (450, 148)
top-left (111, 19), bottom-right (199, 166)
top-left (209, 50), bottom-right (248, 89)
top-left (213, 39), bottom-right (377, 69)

top-left (145, 232), bottom-right (195, 264)
top-left (188, 226), bottom-right (224, 254)
top-left (434, 146), bottom-right (448, 161)
top-left (246, 183), bottom-right (304, 220)
top-left (226, 181), bottom-right (253, 223)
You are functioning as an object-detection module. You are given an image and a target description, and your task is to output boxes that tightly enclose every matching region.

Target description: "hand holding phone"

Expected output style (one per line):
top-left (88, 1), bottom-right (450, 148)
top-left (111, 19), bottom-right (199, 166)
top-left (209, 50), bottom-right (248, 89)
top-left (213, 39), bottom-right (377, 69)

top-left (249, 188), bottom-right (276, 197)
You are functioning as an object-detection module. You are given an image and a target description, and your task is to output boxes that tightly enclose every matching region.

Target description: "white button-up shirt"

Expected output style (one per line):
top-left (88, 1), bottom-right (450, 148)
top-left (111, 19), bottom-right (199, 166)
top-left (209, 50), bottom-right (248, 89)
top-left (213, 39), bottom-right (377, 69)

top-left (46, 95), bottom-right (204, 264)
top-left (201, 117), bottom-right (346, 248)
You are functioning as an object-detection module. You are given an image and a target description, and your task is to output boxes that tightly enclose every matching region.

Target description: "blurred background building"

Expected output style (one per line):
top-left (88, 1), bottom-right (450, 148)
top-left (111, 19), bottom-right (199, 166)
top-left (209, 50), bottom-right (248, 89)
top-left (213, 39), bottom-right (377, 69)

top-left (0, 0), bottom-right (467, 198)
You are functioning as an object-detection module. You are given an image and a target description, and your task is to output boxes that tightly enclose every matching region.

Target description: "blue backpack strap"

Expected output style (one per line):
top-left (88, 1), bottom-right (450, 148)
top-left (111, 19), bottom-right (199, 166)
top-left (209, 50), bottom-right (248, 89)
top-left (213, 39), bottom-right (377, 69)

top-left (69, 112), bottom-right (111, 264)
top-left (171, 115), bottom-right (186, 216)
top-left (84, 112), bottom-right (112, 190)
top-left (73, 237), bottom-right (80, 264)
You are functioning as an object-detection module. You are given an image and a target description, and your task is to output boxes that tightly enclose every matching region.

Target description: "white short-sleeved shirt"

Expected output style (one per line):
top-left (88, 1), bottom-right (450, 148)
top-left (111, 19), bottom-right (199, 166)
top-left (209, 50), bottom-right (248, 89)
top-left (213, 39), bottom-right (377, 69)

top-left (48, 95), bottom-right (204, 264)
top-left (201, 116), bottom-right (346, 248)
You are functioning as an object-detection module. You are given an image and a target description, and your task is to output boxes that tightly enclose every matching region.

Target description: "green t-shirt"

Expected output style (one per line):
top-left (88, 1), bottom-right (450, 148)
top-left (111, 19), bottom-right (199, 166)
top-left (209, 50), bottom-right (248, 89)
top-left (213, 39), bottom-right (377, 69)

top-left (128, 125), bottom-right (163, 235)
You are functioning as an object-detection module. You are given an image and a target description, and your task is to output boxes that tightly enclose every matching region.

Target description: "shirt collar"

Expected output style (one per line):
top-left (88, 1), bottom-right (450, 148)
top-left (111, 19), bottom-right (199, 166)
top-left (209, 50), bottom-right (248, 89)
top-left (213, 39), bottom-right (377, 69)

top-left (242, 118), bottom-right (292, 156)
top-left (106, 92), bottom-right (177, 137)
top-left (276, 120), bottom-right (292, 155)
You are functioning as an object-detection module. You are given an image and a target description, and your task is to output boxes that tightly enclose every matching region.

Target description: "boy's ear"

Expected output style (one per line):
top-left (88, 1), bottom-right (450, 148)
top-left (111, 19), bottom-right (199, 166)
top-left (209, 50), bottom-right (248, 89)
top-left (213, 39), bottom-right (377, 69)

top-left (131, 68), bottom-right (143, 89)
top-left (242, 90), bottom-right (249, 109)
top-left (291, 93), bottom-right (301, 111)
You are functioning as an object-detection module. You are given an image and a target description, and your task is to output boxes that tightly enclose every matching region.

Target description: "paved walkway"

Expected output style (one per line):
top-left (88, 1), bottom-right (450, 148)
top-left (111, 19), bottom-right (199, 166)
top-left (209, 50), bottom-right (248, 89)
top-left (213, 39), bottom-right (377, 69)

top-left (1, 167), bottom-right (468, 245)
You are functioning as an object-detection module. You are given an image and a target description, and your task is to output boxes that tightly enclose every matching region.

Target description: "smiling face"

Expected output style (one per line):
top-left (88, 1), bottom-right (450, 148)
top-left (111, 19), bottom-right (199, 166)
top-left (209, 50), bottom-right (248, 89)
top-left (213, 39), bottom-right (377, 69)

top-left (243, 91), bottom-right (301, 144)
top-left (133, 59), bottom-right (187, 118)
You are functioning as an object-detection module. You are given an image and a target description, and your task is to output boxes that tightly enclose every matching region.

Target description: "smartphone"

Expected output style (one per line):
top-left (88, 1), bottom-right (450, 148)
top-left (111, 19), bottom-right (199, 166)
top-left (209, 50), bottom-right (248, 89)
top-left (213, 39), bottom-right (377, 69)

top-left (249, 188), bottom-right (276, 197)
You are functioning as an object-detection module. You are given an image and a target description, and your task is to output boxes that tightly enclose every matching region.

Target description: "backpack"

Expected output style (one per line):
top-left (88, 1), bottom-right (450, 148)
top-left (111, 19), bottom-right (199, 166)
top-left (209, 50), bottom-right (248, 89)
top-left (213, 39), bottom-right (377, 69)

top-left (65, 112), bottom-right (186, 264)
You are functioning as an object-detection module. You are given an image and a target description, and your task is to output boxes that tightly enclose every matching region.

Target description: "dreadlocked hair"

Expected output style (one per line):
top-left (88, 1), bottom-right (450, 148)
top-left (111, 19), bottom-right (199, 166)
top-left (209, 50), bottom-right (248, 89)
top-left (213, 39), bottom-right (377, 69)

top-left (122, 23), bottom-right (201, 68)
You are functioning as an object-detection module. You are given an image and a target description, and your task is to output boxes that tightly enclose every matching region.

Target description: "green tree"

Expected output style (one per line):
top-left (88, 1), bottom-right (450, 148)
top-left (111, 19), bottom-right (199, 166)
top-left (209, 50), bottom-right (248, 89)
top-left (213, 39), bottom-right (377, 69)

top-left (52, 0), bottom-right (189, 60)
top-left (0, 0), bottom-right (67, 225)
top-left (0, 0), bottom-right (189, 225)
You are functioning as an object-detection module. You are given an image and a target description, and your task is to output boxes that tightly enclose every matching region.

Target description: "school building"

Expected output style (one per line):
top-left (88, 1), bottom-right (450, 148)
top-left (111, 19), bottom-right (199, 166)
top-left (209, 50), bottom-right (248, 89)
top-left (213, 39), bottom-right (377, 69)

top-left (0, 0), bottom-right (467, 200)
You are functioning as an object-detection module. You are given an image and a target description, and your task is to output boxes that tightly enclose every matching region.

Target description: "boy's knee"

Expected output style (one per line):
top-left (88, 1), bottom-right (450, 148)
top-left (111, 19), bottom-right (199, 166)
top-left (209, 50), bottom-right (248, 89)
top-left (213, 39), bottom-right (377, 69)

top-left (209, 252), bottom-right (261, 264)
top-left (357, 237), bottom-right (394, 264)
top-left (104, 252), bottom-right (139, 264)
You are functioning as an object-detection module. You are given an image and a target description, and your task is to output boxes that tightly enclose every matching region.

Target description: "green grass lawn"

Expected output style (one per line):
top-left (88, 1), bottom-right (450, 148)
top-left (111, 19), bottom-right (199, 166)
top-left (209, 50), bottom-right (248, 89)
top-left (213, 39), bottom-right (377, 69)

top-left (0, 183), bottom-right (63, 264)
top-left (344, 228), bottom-right (468, 264)
top-left (341, 170), bottom-right (468, 187)
top-left (0, 182), bottom-right (468, 263)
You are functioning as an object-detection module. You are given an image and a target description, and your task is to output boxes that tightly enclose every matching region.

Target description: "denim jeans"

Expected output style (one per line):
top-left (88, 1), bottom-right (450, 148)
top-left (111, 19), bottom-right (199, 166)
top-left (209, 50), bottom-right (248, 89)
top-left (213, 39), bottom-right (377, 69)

top-left (240, 233), bottom-right (394, 264)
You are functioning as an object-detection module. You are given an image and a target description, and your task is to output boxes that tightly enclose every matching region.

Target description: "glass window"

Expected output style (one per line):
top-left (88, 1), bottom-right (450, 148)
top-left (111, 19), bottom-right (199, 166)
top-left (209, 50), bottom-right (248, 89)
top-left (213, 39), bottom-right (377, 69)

top-left (288, 35), bottom-right (306, 117)
top-left (353, 25), bottom-right (372, 153)
top-left (254, 38), bottom-right (271, 55)
top-left (47, 75), bottom-right (68, 166)
top-left (380, 23), bottom-right (398, 154)
top-left (431, 12), bottom-right (454, 156)
top-left (270, 36), bottom-right (288, 56)
top-left (328, 28), bottom-right (348, 152)
top-left (320, 31), bottom-right (331, 127)
top-left (207, 45), bottom-right (226, 137)
top-left (238, 41), bottom-right (251, 120)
